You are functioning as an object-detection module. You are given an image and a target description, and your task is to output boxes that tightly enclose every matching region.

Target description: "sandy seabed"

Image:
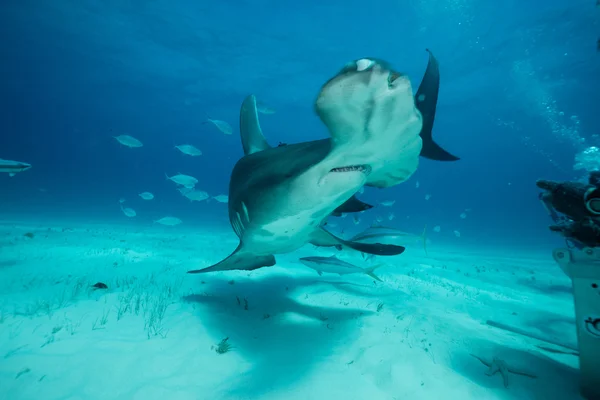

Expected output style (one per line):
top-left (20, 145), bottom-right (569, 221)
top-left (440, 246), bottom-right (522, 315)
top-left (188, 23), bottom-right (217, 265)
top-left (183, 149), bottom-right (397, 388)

top-left (0, 220), bottom-right (583, 400)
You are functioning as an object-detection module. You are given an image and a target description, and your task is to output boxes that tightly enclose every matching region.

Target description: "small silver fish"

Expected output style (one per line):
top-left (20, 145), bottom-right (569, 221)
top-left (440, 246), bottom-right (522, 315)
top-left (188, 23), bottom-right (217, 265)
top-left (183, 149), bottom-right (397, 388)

top-left (120, 205), bottom-right (136, 217)
top-left (166, 173), bottom-right (198, 188)
top-left (138, 192), bottom-right (154, 200)
top-left (213, 194), bottom-right (229, 203)
top-left (114, 135), bottom-right (143, 148)
top-left (175, 144), bottom-right (202, 156)
top-left (379, 200), bottom-right (396, 207)
top-left (206, 119), bottom-right (233, 135)
top-left (154, 216), bottom-right (182, 226)
top-left (184, 190), bottom-right (209, 202)
top-left (299, 256), bottom-right (383, 281)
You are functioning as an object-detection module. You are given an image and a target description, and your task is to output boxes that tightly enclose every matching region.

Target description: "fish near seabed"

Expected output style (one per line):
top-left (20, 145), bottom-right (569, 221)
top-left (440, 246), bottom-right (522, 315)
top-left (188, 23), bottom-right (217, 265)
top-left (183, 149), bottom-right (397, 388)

top-left (299, 255), bottom-right (384, 281)
top-left (187, 51), bottom-right (458, 274)
top-left (154, 217), bottom-right (182, 226)
top-left (0, 158), bottom-right (32, 177)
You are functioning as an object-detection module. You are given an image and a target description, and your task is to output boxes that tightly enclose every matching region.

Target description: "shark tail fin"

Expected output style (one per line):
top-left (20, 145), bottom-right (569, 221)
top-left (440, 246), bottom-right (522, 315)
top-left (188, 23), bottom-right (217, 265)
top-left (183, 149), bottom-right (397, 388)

top-left (187, 243), bottom-right (276, 273)
top-left (416, 49), bottom-right (460, 162)
top-left (421, 225), bottom-right (428, 256)
top-left (331, 195), bottom-right (373, 217)
top-left (310, 228), bottom-right (405, 256)
top-left (240, 95), bottom-right (272, 155)
top-left (364, 264), bottom-right (384, 282)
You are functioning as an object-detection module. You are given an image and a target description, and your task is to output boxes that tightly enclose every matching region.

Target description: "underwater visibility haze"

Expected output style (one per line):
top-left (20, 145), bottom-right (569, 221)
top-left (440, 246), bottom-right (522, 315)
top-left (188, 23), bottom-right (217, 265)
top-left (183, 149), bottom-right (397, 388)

top-left (1, 0), bottom-right (599, 399)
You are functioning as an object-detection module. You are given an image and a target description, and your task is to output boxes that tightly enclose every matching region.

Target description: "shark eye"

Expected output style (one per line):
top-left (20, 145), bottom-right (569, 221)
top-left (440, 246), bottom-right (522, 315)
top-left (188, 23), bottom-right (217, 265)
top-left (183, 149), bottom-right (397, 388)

top-left (355, 58), bottom-right (375, 72)
top-left (337, 58), bottom-right (377, 76)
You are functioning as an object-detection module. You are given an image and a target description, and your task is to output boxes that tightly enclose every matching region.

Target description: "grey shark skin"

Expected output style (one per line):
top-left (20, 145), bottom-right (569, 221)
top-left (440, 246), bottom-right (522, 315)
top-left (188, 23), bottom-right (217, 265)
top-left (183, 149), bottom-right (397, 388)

top-left (0, 159), bottom-right (32, 177)
top-left (188, 52), bottom-right (455, 274)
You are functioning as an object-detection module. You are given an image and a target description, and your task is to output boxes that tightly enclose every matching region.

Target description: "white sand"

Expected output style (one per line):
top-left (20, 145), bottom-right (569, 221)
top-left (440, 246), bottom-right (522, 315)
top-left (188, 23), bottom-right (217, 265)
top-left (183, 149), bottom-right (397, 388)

top-left (0, 220), bottom-right (583, 399)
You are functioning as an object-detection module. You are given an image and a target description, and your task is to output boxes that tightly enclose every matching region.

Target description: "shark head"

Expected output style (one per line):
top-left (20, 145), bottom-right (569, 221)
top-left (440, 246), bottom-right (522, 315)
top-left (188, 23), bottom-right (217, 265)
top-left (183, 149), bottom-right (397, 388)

top-left (313, 58), bottom-right (424, 188)
top-left (314, 58), bottom-right (418, 149)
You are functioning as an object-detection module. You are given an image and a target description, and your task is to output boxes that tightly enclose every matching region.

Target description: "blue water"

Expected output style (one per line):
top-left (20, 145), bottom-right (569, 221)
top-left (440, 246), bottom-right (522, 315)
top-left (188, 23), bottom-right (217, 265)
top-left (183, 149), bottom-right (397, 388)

top-left (1, 1), bottom-right (599, 251)
top-left (1, 2), bottom-right (599, 399)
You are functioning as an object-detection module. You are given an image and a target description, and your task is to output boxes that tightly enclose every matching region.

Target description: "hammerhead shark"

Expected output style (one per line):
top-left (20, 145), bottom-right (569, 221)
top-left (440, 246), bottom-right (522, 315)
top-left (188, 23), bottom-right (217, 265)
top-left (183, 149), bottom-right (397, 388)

top-left (188, 50), bottom-right (458, 273)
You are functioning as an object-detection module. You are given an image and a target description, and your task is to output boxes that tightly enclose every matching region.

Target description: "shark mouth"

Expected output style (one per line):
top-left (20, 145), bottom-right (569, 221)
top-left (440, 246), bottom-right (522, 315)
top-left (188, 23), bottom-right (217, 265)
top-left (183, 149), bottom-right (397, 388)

top-left (330, 165), bottom-right (371, 175)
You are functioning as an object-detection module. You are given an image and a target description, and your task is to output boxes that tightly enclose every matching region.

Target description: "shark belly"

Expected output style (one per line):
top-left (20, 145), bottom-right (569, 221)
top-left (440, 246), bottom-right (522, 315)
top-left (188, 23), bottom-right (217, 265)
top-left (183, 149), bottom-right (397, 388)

top-left (242, 213), bottom-right (317, 254)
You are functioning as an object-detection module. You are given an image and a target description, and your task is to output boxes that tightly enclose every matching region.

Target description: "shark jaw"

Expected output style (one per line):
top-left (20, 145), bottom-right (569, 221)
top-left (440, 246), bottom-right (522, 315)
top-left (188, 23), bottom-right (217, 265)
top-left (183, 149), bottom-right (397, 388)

top-left (330, 164), bottom-right (372, 174)
top-left (317, 162), bottom-right (371, 190)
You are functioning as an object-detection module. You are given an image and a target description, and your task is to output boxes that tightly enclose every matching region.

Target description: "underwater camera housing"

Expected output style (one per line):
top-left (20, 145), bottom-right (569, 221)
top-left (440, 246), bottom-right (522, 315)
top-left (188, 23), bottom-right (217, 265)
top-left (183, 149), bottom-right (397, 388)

top-left (536, 172), bottom-right (600, 399)
top-left (537, 171), bottom-right (600, 248)
top-left (552, 247), bottom-right (600, 400)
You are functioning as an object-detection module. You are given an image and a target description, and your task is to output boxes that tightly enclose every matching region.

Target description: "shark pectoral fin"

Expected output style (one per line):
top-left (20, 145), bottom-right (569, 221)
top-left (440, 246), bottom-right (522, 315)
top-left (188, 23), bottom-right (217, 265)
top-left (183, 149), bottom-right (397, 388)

top-left (341, 239), bottom-right (405, 256)
top-left (311, 228), bottom-right (405, 256)
top-left (331, 195), bottom-right (373, 217)
top-left (187, 244), bottom-right (276, 273)
top-left (309, 228), bottom-right (344, 250)
top-left (416, 49), bottom-right (460, 162)
top-left (240, 95), bottom-right (272, 155)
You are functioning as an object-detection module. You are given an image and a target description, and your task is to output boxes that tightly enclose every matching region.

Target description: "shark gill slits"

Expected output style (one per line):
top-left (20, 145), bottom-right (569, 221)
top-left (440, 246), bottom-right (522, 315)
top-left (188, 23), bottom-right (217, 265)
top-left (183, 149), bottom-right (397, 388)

top-left (241, 201), bottom-right (250, 222)
top-left (232, 212), bottom-right (244, 237)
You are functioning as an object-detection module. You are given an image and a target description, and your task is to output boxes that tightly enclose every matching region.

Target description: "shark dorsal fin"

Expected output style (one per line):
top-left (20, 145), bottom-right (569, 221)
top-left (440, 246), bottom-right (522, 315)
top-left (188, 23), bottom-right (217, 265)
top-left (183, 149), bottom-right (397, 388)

top-left (415, 49), bottom-right (459, 162)
top-left (239, 95), bottom-right (272, 155)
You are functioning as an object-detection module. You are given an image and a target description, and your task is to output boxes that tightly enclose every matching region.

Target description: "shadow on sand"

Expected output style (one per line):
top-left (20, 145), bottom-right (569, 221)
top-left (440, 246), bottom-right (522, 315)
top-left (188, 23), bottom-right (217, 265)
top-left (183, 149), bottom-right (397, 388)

top-left (516, 277), bottom-right (573, 297)
top-left (451, 340), bottom-right (581, 399)
top-left (182, 272), bottom-right (386, 398)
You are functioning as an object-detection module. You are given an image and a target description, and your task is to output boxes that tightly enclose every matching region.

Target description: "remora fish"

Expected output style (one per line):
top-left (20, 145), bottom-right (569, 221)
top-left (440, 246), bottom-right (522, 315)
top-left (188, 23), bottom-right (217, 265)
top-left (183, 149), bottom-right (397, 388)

top-left (299, 255), bottom-right (384, 281)
top-left (188, 51), bottom-right (458, 274)
top-left (0, 158), bottom-right (32, 177)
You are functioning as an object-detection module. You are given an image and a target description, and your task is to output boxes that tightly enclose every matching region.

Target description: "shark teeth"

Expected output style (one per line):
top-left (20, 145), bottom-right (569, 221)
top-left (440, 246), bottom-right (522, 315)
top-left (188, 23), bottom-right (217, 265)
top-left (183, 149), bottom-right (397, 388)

top-left (331, 165), bottom-right (371, 174)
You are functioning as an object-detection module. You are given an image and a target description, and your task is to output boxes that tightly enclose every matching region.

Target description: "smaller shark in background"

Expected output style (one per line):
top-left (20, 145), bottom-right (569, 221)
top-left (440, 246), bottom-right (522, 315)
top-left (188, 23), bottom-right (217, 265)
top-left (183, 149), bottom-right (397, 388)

top-left (299, 255), bottom-right (384, 281)
top-left (0, 158), bottom-right (31, 177)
